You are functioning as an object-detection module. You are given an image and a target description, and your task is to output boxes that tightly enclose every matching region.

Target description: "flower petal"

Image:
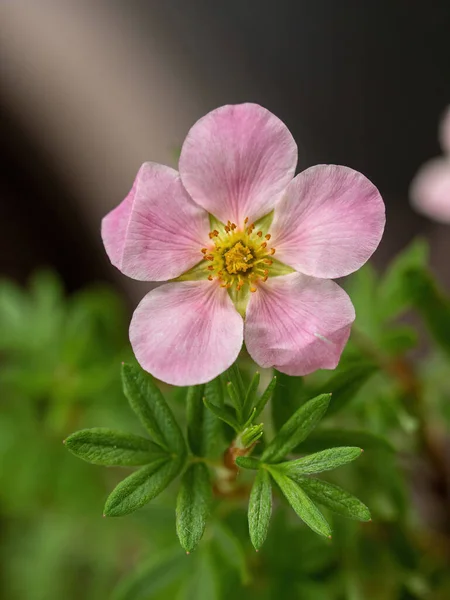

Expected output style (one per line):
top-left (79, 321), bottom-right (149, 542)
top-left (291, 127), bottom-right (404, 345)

top-left (244, 273), bottom-right (355, 376)
top-left (270, 165), bottom-right (385, 279)
top-left (101, 162), bottom-right (210, 281)
top-left (179, 103), bottom-right (297, 225)
top-left (130, 281), bottom-right (243, 386)
top-left (410, 158), bottom-right (450, 224)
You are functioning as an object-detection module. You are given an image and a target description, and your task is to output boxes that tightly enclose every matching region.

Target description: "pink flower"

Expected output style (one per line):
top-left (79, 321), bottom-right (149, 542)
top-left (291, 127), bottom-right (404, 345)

top-left (102, 104), bottom-right (385, 385)
top-left (411, 107), bottom-right (450, 223)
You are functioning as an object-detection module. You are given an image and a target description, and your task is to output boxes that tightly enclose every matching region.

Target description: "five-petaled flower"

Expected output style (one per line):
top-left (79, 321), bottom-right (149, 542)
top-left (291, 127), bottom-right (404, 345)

top-left (102, 103), bottom-right (385, 385)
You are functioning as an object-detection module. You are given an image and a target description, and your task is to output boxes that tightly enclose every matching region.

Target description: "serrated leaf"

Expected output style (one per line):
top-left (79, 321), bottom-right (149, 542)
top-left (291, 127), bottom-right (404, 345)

top-left (203, 397), bottom-right (240, 431)
top-left (295, 478), bottom-right (371, 521)
top-left (176, 463), bottom-right (212, 552)
top-left (248, 469), bottom-right (272, 550)
top-left (122, 363), bottom-right (186, 455)
top-left (253, 375), bottom-right (277, 421)
top-left (278, 447), bottom-right (363, 476)
top-left (298, 429), bottom-right (393, 454)
top-left (104, 456), bottom-right (183, 517)
top-left (268, 468), bottom-right (331, 538)
top-left (64, 428), bottom-right (167, 466)
top-left (235, 456), bottom-right (260, 470)
top-left (186, 385), bottom-right (222, 458)
top-left (320, 363), bottom-right (377, 416)
top-left (243, 371), bottom-right (260, 422)
top-left (261, 394), bottom-right (331, 463)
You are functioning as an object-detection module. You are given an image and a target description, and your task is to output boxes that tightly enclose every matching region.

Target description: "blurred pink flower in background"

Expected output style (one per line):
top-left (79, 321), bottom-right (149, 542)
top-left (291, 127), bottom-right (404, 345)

top-left (411, 107), bottom-right (450, 223)
top-left (102, 103), bottom-right (385, 386)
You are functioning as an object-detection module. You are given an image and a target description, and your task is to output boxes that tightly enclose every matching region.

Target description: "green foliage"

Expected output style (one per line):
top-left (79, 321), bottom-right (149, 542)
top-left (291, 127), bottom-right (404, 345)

top-left (268, 469), bottom-right (332, 538)
top-left (248, 469), bottom-right (272, 550)
top-left (64, 428), bottom-right (166, 466)
top-left (186, 385), bottom-right (222, 457)
top-left (262, 394), bottom-right (331, 462)
top-left (104, 458), bottom-right (181, 517)
top-left (122, 363), bottom-right (186, 455)
top-left (4, 250), bottom-right (450, 600)
top-left (295, 478), bottom-right (371, 522)
top-left (176, 463), bottom-right (212, 552)
top-left (277, 447), bottom-right (363, 476)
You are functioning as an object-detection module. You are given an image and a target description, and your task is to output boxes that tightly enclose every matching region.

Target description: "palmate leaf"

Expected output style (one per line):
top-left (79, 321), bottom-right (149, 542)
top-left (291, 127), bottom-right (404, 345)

top-left (186, 385), bottom-right (222, 457)
top-left (104, 456), bottom-right (184, 517)
top-left (248, 469), bottom-right (272, 550)
top-left (176, 463), bottom-right (212, 552)
top-left (276, 447), bottom-right (363, 476)
top-left (122, 363), bottom-right (186, 456)
top-left (295, 477), bottom-right (371, 522)
top-left (64, 428), bottom-right (167, 466)
top-left (261, 394), bottom-right (331, 463)
top-left (268, 468), bottom-right (332, 538)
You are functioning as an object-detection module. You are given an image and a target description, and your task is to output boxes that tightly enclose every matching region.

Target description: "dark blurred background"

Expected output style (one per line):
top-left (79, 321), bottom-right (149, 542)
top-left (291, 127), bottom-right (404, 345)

top-left (1, 0), bottom-right (450, 299)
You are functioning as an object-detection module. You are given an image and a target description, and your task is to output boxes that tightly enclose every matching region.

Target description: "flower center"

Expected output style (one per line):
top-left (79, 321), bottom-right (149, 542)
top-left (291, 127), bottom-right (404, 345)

top-left (224, 242), bottom-right (254, 274)
top-left (201, 218), bottom-right (276, 292)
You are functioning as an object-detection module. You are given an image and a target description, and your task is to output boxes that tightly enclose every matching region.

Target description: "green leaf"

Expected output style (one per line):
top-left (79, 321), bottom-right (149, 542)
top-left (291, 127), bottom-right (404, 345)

top-left (296, 477), bottom-right (371, 521)
top-left (226, 363), bottom-right (246, 413)
top-left (204, 377), bottom-right (224, 408)
top-left (347, 263), bottom-right (380, 337)
top-left (268, 468), bottom-right (331, 538)
top-left (213, 521), bottom-right (250, 584)
top-left (320, 362), bottom-right (377, 416)
top-left (122, 363), bottom-right (186, 455)
top-left (112, 546), bottom-right (188, 600)
top-left (176, 463), bottom-right (212, 552)
top-left (378, 325), bottom-right (418, 356)
top-left (261, 394), bottom-right (331, 463)
top-left (271, 371), bottom-right (304, 431)
top-left (243, 371), bottom-right (260, 422)
top-left (186, 385), bottom-right (222, 458)
top-left (298, 429), bottom-right (394, 454)
top-left (203, 397), bottom-right (240, 431)
top-left (378, 238), bottom-right (429, 319)
top-left (64, 428), bottom-right (166, 466)
top-left (104, 456), bottom-right (184, 517)
top-left (235, 456), bottom-right (260, 470)
top-left (278, 447), bottom-right (363, 476)
top-left (248, 469), bottom-right (272, 550)
top-left (402, 267), bottom-right (450, 358)
top-left (253, 375), bottom-right (277, 421)
top-left (226, 381), bottom-right (243, 422)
